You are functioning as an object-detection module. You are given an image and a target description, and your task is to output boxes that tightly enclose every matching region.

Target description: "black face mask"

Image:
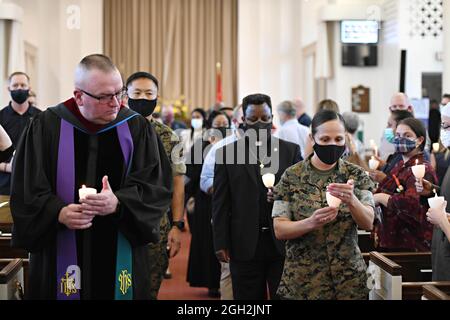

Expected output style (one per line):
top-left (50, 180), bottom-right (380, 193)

top-left (214, 127), bottom-right (230, 139)
top-left (10, 89), bottom-right (29, 104)
top-left (128, 98), bottom-right (157, 117)
top-left (245, 121), bottom-right (272, 141)
top-left (313, 142), bottom-right (346, 165)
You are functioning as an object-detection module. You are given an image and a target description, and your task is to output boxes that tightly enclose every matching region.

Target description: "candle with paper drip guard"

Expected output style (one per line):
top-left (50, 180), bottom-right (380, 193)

top-left (368, 156), bottom-right (380, 170)
top-left (411, 159), bottom-right (425, 179)
top-left (262, 173), bottom-right (275, 189)
top-left (428, 188), bottom-right (445, 209)
top-left (78, 185), bottom-right (97, 200)
top-left (326, 192), bottom-right (341, 208)
top-left (412, 159), bottom-right (426, 192)
top-left (370, 139), bottom-right (378, 157)
top-left (432, 143), bottom-right (440, 153)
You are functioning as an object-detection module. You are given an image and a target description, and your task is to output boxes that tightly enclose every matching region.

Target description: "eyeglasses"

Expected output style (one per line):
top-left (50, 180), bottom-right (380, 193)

top-left (79, 88), bottom-right (126, 104)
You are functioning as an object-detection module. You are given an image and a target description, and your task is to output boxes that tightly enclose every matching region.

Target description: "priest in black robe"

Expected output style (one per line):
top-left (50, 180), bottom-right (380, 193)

top-left (10, 54), bottom-right (172, 300)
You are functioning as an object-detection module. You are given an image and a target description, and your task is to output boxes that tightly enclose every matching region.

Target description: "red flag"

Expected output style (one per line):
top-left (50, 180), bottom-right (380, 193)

top-left (216, 62), bottom-right (223, 103)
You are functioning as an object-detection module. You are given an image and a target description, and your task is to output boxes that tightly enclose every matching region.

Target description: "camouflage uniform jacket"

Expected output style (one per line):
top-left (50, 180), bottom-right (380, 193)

top-left (149, 118), bottom-right (186, 239)
top-left (150, 118), bottom-right (186, 177)
top-left (272, 157), bottom-right (375, 300)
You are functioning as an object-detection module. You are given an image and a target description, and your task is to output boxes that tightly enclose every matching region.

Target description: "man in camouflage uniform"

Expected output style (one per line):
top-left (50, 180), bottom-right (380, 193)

top-left (125, 72), bottom-right (186, 299)
top-left (272, 157), bottom-right (375, 300)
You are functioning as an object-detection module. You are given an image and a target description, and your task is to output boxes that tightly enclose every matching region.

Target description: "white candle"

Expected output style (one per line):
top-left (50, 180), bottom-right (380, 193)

top-left (262, 173), bottom-right (275, 189)
top-left (428, 190), bottom-right (445, 209)
top-left (411, 159), bottom-right (426, 179)
top-left (369, 139), bottom-right (378, 156)
top-left (326, 192), bottom-right (342, 208)
top-left (432, 143), bottom-right (440, 153)
top-left (78, 185), bottom-right (97, 200)
top-left (368, 156), bottom-right (380, 170)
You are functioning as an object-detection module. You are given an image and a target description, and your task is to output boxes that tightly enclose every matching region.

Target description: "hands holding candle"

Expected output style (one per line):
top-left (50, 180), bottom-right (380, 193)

top-left (326, 179), bottom-right (356, 207)
top-left (263, 173), bottom-right (276, 203)
top-left (426, 199), bottom-right (449, 228)
top-left (326, 180), bottom-right (375, 231)
top-left (79, 176), bottom-right (119, 216)
top-left (58, 176), bottom-right (119, 230)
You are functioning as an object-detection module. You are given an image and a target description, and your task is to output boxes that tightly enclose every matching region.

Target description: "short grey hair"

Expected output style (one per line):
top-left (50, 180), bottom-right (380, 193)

top-left (277, 100), bottom-right (297, 118)
top-left (74, 54), bottom-right (120, 88)
top-left (342, 111), bottom-right (360, 134)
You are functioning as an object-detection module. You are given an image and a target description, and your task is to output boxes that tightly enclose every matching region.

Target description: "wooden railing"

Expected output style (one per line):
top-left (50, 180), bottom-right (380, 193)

top-left (423, 283), bottom-right (450, 300)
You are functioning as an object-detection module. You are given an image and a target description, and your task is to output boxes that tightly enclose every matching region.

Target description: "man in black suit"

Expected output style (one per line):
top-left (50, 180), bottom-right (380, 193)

top-left (212, 93), bottom-right (302, 300)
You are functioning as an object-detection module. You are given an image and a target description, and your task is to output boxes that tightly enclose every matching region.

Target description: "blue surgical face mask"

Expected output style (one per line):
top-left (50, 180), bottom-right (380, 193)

top-left (393, 136), bottom-right (418, 154)
top-left (191, 118), bottom-right (203, 130)
top-left (384, 128), bottom-right (395, 143)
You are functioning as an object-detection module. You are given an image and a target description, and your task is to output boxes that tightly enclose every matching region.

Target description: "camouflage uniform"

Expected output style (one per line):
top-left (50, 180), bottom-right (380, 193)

top-left (272, 157), bottom-right (375, 300)
top-left (147, 118), bottom-right (186, 299)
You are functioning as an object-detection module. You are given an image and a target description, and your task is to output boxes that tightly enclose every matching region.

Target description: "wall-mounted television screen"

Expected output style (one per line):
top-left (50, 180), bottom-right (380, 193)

top-left (341, 20), bottom-right (379, 44)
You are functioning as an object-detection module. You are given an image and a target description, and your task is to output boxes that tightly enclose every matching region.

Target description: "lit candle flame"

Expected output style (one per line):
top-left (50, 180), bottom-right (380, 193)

top-left (433, 188), bottom-right (437, 197)
top-left (82, 185), bottom-right (86, 189)
top-left (415, 159), bottom-right (419, 165)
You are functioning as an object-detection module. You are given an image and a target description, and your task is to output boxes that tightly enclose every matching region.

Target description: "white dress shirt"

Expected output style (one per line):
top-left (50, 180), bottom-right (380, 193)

top-left (274, 118), bottom-right (309, 159)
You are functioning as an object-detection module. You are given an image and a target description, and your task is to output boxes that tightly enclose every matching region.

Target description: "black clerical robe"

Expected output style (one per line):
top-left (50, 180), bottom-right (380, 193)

top-left (10, 99), bottom-right (172, 300)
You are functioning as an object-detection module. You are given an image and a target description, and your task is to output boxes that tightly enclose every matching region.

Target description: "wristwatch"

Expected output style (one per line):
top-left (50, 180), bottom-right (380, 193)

top-left (172, 220), bottom-right (185, 231)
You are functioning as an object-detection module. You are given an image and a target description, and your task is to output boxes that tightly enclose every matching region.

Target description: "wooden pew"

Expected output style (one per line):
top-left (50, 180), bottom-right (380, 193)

top-left (422, 283), bottom-right (450, 300)
top-left (0, 233), bottom-right (29, 297)
top-left (368, 251), bottom-right (433, 300)
top-left (0, 195), bottom-right (11, 235)
top-left (358, 230), bottom-right (375, 253)
top-left (0, 258), bottom-right (25, 300)
top-left (0, 235), bottom-right (28, 259)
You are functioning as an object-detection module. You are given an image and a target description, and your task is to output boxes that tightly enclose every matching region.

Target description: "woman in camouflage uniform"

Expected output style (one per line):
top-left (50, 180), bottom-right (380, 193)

top-left (272, 110), bottom-right (375, 300)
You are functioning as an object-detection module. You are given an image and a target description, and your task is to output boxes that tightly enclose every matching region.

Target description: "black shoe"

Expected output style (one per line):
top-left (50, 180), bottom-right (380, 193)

top-left (208, 288), bottom-right (220, 298)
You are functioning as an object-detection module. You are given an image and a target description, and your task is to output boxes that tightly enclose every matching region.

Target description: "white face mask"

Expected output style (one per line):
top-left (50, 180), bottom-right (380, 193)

top-left (191, 118), bottom-right (203, 130)
top-left (441, 130), bottom-right (450, 148)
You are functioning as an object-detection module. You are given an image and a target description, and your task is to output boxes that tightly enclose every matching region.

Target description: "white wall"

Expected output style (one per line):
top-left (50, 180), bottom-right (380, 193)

top-left (397, 0), bottom-right (443, 99)
top-left (301, 0), bottom-right (328, 47)
top-left (1, 0), bottom-right (103, 109)
top-left (297, 0), bottom-right (445, 145)
top-left (299, 0), bottom-right (397, 145)
top-left (238, 0), bottom-right (303, 124)
top-left (326, 21), bottom-right (400, 144)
